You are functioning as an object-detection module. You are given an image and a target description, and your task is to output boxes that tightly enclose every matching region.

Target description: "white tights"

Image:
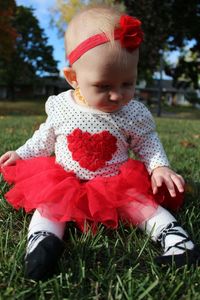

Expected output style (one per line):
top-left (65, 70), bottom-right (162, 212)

top-left (27, 210), bottom-right (66, 253)
top-left (27, 206), bottom-right (194, 256)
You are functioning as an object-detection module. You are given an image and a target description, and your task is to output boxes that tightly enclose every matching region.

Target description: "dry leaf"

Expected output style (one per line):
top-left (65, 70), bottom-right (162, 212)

top-left (180, 140), bottom-right (196, 148)
top-left (192, 134), bottom-right (200, 139)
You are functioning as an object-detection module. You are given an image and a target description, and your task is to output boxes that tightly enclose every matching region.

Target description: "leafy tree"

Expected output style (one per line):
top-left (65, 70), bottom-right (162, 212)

top-left (0, 0), bottom-right (17, 61)
top-left (123, 0), bottom-right (200, 87)
top-left (0, 3), bottom-right (59, 99)
top-left (165, 50), bottom-right (200, 90)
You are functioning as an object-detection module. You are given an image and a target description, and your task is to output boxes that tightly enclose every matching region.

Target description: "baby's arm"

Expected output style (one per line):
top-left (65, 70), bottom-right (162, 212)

top-left (15, 96), bottom-right (56, 159)
top-left (130, 102), bottom-right (169, 171)
top-left (130, 102), bottom-right (184, 196)
top-left (0, 151), bottom-right (21, 167)
top-left (1, 96), bottom-right (56, 165)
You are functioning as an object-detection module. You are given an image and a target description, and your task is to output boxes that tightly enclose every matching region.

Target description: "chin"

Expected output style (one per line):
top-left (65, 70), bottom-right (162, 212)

top-left (100, 108), bottom-right (115, 113)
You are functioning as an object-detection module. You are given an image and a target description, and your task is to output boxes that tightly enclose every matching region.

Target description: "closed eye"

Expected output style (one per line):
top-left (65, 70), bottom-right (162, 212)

top-left (94, 84), bottom-right (110, 90)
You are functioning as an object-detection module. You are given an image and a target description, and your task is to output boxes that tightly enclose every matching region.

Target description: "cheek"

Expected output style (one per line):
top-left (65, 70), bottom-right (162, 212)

top-left (89, 89), bottom-right (107, 102)
top-left (78, 84), bottom-right (92, 99)
top-left (80, 88), bottom-right (105, 106)
top-left (93, 95), bottom-right (107, 106)
top-left (125, 89), bottom-right (135, 100)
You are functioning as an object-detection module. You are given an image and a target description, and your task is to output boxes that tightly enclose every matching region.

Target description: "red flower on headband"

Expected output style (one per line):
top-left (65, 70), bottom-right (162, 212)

top-left (116, 15), bottom-right (144, 52)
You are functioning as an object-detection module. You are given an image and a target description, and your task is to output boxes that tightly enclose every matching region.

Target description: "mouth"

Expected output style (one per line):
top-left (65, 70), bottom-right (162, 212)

top-left (98, 101), bottom-right (123, 112)
top-left (102, 105), bottom-right (121, 112)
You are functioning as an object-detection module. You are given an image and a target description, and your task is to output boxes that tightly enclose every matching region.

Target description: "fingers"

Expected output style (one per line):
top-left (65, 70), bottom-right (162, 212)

top-left (170, 174), bottom-right (185, 193)
top-left (153, 175), bottom-right (176, 197)
top-left (0, 151), bottom-right (19, 167)
top-left (151, 176), bottom-right (158, 194)
top-left (0, 152), bottom-right (11, 165)
top-left (151, 172), bottom-right (185, 197)
top-left (163, 177), bottom-right (177, 197)
top-left (3, 157), bottom-right (15, 167)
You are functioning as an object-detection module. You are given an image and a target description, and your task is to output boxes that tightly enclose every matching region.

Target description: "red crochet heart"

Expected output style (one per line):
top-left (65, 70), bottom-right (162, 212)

top-left (67, 128), bottom-right (117, 171)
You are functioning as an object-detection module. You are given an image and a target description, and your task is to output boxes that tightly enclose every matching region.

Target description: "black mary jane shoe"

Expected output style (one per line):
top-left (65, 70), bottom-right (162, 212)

top-left (155, 245), bottom-right (200, 268)
top-left (154, 221), bottom-right (200, 268)
top-left (25, 234), bottom-right (64, 281)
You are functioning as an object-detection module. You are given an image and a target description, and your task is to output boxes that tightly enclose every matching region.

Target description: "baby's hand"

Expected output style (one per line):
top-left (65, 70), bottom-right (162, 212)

top-left (151, 166), bottom-right (185, 197)
top-left (0, 151), bottom-right (21, 167)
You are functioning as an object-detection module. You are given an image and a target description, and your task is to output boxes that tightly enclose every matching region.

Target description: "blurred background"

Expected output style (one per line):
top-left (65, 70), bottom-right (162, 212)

top-left (0, 0), bottom-right (199, 116)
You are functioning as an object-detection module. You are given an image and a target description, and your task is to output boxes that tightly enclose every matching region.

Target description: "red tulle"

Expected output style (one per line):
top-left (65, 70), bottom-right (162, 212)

top-left (1, 157), bottom-right (184, 231)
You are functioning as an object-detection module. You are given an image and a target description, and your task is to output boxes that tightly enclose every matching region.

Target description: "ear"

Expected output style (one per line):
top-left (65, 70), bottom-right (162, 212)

top-left (63, 67), bottom-right (78, 89)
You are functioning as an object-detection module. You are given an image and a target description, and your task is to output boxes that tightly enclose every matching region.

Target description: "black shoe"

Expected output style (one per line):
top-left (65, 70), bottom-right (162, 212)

top-left (154, 222), bottom-right (200, 268)
top-left (25, 235), bottom-right (64, 281)
top-left (155, 245), bottom-right (200, 268)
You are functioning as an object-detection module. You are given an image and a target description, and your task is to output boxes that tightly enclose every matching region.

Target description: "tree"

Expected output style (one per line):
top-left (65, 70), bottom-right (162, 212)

top-left (123, 0), bottom-right (200, 87)
top-left (165, 50), bottom-right (200, 90)
top-left (0, 0), bottom-right (17, 61)
top-left (0, 3), bottom-right (59, 99)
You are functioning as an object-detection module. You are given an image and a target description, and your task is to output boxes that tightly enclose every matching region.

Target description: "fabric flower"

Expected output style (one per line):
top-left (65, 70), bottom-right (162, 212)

top-left (116, 15), bottom-right (144, 52)
top-left (67, 129), bottom-right (117, 172)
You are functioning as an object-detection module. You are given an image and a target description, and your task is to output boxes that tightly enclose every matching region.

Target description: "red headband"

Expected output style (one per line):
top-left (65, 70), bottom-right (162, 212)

top-left (68, 15), bottom-right (143, 65)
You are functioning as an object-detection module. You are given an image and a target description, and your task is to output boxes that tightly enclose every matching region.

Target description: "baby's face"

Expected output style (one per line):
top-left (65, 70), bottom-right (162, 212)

top-left (74, 43), bottom-right (139, 112)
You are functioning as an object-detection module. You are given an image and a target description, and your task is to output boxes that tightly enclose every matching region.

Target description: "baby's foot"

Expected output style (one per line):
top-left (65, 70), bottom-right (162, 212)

top-left (155, 245), bottom-right (200, 268)
top-left (25, 233), bottom-right (64, 281)
top-left (155, 222), bottom-right (200, 268)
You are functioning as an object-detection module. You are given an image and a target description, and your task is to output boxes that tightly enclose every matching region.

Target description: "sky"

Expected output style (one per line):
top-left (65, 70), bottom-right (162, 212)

top-left (16, 0), bottom-right (66, 76)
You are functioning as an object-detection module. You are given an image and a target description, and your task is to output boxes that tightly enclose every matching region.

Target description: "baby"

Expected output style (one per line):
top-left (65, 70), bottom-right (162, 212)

top-left (0, 6), bottom-right (199, 281)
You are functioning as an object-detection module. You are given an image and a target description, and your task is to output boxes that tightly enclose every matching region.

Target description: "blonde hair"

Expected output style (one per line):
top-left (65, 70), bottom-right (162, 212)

top-left (65, 5), bottom-right (123, 56)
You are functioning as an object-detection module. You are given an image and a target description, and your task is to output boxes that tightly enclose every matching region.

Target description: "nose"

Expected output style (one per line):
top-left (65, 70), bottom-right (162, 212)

top-left (109, 89), bottom-right (123, 102)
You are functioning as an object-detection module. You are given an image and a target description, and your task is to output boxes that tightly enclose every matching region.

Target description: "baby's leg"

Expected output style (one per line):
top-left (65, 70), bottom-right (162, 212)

top-left (25, 210), bottom-right (66, 281)
top-left (139, 206), bottom-right (194, 254)
top-left (118, 204), bottom-right (200, 268)
top-left (27, 209), bottom-right (65, 253)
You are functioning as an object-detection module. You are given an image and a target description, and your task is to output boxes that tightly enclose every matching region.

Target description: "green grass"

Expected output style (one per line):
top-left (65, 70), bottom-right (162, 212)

top-left (0, 103), bottom-right (200, 299)
top-left (162, 105), bottom-right (200, 119)
top-left (0, 100), bottom-right (46, 116)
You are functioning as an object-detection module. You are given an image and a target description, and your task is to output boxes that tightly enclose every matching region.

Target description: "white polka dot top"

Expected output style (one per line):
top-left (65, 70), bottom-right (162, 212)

top-left (16, 90), bottom-right (169, 180)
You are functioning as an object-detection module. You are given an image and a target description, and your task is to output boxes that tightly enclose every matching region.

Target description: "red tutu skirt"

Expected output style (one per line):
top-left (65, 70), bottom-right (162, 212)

top-left (1, 157), bottom-right (184, 231)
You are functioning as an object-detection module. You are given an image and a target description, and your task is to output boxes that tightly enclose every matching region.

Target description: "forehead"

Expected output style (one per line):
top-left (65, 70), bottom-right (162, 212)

top-left (76, 42), bottom-right (139, 80)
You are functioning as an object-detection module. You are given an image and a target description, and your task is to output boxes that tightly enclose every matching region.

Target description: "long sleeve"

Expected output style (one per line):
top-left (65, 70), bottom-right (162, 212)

top-left (16, 96), bottom-right (56, 159)
top-left (130, 102), bottom-right (169, 173)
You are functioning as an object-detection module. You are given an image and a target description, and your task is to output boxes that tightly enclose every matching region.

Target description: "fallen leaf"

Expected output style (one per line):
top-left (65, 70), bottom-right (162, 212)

top-left (180, 140), bottom-right (196, 148)
top-left (192, 134), bottom-right (200, 139)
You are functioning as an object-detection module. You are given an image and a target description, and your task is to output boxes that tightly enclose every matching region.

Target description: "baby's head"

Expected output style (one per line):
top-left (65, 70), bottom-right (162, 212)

top-left (65, 6), bottom-right (122, 56)
top-left (64, 6), bottom-right (143, 112)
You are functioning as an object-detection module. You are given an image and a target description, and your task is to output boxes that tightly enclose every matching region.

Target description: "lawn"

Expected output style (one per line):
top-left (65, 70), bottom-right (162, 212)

top-left (0, 103), bottom-right (200, 299)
